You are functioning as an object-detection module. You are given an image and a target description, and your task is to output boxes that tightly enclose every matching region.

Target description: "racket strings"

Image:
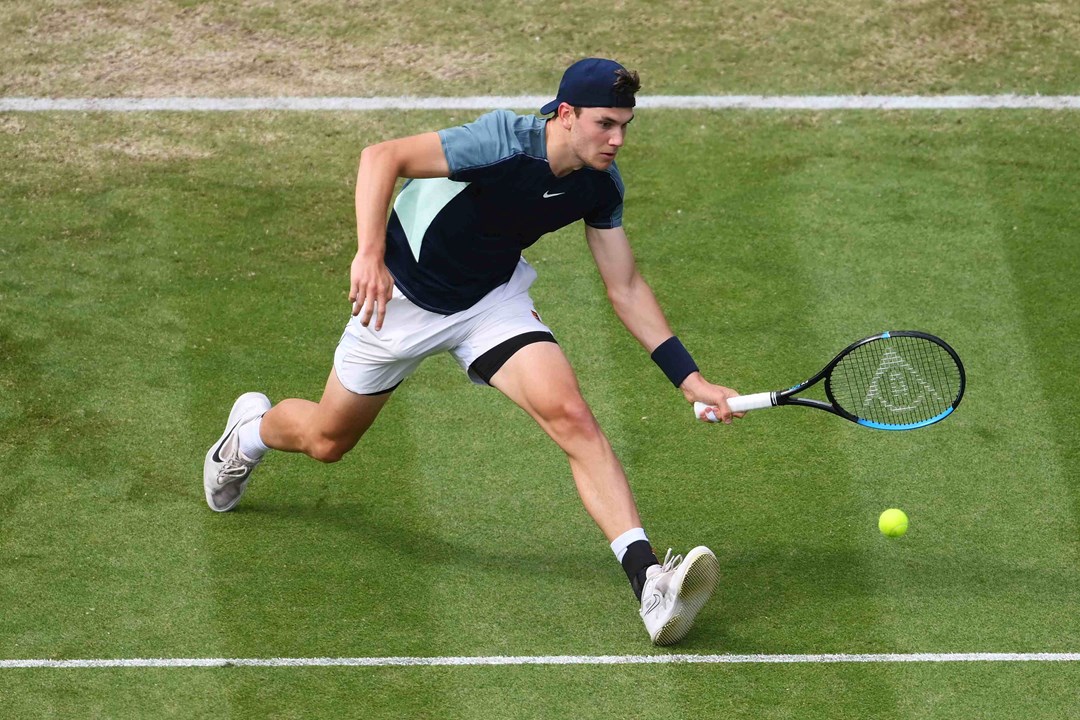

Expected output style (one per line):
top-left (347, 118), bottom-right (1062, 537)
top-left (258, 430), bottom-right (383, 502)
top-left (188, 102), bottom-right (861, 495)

top-left (829, 336), bottom-right (962, 427)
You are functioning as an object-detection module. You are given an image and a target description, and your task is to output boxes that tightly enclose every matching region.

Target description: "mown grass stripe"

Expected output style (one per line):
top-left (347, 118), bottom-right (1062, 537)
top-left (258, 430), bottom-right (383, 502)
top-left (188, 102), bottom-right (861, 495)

top-left (1, 96), bottom-right (1079, 112)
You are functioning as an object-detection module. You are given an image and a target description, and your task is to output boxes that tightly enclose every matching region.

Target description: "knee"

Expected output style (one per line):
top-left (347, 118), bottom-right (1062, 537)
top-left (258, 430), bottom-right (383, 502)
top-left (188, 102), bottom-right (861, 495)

top-left (545, 397), bottom-right (603, 444)
top-left (308, 435), bottom-right (354, 464)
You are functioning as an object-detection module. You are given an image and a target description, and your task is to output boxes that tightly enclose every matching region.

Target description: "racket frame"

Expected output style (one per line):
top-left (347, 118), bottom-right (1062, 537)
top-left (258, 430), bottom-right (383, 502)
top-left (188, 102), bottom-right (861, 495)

top-left (732, 330), bottom-right (966, 430)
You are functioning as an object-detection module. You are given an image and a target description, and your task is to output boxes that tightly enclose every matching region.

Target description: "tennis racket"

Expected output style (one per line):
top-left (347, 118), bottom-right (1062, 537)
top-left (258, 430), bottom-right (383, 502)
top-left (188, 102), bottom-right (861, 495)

top-left (695, 331), bottom-right (966, 431)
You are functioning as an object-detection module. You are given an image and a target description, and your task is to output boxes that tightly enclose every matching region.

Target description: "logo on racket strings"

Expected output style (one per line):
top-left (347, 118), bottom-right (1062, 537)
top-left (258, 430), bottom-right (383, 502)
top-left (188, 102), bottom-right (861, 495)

top-left (863, 347), bottom-right (943, 413)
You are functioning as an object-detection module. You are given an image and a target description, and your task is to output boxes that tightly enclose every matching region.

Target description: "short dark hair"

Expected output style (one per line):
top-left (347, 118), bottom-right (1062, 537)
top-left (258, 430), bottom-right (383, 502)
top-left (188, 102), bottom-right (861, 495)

top-left (573, 68), bottom-right (641, 116)
top-left (613, 68), bottom-right (641, 98)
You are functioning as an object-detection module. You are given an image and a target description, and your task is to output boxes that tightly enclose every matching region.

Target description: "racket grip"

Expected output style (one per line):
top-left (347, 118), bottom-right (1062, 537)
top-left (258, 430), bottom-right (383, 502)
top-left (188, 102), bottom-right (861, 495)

top-left (694, 393), bottom-right (775, 422)
top-left (728, 392), bottom-right (775, 413)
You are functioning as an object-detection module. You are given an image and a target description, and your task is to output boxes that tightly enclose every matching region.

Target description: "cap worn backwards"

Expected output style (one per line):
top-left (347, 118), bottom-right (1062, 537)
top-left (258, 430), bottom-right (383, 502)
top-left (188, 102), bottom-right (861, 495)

top-left (540, 58), bottom-right (636, 115)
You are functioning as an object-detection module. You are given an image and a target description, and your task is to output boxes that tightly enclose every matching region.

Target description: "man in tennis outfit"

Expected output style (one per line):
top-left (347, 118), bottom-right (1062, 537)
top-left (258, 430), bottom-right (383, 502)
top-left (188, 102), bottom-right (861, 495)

top-left (203, 58), bottom-right (740, 645)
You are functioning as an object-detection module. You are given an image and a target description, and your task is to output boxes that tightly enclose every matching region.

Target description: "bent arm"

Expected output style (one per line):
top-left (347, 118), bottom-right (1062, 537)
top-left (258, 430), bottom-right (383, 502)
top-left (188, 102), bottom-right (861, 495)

top-left (351, 132), bottom-right (450, 328)
top-left (355, 132), bottom-right (450, 258)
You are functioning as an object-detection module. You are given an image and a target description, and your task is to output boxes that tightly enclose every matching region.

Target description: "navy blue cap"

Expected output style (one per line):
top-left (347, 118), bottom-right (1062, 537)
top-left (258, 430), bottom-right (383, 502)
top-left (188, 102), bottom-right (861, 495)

top-left (540, 58), bottom-right (636, 115)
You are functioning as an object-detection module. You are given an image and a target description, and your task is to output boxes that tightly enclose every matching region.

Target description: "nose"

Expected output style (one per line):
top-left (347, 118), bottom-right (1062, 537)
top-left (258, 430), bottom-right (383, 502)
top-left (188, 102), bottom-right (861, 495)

top-left (609, 129), bottom-right (625, 148)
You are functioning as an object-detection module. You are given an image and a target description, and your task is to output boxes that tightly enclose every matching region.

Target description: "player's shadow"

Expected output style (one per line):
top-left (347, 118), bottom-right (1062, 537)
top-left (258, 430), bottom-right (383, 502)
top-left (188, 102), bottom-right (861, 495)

top-left (241, 497), bottom-right (608, 584)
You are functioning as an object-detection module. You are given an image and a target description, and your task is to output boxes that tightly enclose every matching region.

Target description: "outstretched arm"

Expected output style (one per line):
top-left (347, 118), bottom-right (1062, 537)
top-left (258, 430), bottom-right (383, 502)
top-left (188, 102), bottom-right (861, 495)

top-left (585, 225), bottom-right (741, 423)
top-left (351, 132), bottom-right (450, 330)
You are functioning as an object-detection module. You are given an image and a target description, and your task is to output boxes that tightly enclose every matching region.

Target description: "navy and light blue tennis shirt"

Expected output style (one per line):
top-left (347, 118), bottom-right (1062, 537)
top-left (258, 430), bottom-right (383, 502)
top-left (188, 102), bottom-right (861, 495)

top-left (384, 109), bottom-right (625, 315)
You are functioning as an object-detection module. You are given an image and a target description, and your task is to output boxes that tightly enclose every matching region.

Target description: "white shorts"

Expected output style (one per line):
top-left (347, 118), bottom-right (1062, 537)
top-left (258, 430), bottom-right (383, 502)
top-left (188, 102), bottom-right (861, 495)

top-left (334, 258), bottom-right (554, 395)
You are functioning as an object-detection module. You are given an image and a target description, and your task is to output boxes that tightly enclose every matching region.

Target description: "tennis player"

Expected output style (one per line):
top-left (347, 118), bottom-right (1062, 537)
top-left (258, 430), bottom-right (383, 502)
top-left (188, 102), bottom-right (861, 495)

top-left (203, 58), bottom-right (740, 645)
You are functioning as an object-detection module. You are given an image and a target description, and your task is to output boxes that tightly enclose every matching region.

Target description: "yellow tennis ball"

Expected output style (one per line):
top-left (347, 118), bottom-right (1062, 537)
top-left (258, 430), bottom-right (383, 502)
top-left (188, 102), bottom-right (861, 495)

top-left (879, 508), bottom-right (909, 537)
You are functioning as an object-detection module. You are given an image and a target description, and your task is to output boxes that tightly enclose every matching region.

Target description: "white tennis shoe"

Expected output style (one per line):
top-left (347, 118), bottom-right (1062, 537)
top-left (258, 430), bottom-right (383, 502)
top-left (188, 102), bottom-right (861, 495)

top-left (203, 392), bottom-right (271, 512)
top-left (639, 546), bottom-right (720, 646)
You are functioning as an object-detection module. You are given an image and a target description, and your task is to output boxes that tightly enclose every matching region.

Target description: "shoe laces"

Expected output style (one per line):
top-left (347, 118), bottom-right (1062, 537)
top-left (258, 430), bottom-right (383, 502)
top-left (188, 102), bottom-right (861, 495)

top-left (643, 549), bottom-right (684, 597)
top-left (216, 436), bottom-right (256, 485)
top-left (659, 548), bottom-right (683, 573)
top-left (219, 457), bottom-right (254, 481)
top-left (641, 549), bottom-right (684, 614)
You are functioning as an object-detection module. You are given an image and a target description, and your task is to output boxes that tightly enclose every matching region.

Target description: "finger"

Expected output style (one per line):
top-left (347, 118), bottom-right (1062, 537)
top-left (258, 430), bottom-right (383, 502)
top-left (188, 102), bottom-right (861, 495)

top-left (359, 295), bottom-right (375, 326)
top-left (374, 294), bottom-right (388, 331)
top-left (694, 402), bottom-right (721, 423)
top-left (353, 288), bottom-right (373, 319)
top-left (717, 400), bottom-right (734, 425)
top-left (349, 278), bottom-right (361, 314)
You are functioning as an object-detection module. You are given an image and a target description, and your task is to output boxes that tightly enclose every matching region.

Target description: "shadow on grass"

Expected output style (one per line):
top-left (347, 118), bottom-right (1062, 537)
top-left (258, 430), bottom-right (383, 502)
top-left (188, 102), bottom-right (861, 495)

top-left (219, 497), bottom-right (608, 584)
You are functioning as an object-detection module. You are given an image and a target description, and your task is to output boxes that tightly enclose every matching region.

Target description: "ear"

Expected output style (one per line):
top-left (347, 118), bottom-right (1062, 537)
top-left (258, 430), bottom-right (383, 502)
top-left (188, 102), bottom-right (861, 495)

top-left (556, 102), bottom-right (575, 129)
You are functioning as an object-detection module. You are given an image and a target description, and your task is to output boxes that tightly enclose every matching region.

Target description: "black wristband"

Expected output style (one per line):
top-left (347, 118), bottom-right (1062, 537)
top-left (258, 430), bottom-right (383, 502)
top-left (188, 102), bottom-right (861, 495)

top-left (650, 336), bottom-right (698, 388)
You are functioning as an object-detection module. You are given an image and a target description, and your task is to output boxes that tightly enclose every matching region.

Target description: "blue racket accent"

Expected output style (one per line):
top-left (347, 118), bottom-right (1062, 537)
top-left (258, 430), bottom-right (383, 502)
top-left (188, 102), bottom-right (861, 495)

top-left (881, 331), bottom-right (891, 339)
top-left (856, 406), bottom-right (955, 431)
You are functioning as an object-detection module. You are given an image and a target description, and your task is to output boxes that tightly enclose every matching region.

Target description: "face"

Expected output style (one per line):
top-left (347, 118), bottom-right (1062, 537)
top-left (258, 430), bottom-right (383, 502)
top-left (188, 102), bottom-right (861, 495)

top-left (566, 106), bottom-right (635, 170)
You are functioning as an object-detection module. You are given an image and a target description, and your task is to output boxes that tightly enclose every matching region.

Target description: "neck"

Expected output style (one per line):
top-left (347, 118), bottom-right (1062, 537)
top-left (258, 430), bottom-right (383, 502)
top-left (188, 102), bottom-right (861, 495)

top-left (545, 117), bottom-right (583, 177)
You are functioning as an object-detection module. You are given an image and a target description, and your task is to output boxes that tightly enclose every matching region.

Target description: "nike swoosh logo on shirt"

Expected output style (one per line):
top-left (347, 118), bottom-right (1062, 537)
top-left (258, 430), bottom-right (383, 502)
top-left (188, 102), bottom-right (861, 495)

top-left (543, 191), bottom-right (566, 198)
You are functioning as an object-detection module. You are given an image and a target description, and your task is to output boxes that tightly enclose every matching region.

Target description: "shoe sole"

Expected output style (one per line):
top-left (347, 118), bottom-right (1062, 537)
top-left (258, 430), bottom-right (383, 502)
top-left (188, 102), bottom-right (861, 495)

top-left (203, 392), bottom-right (270, 512)
top-left (653, 546), bottom-right (720, 646)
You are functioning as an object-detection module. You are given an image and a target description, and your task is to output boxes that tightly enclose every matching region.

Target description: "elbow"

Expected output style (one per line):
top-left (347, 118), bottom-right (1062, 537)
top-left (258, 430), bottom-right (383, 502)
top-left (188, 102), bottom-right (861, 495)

top-left (359, 142), bottom-right (387, 166)
top-left (357, 142), bottom-right (406, 185)
top-left (606, 284), bottom-right (635, 315)
top-left (360, 140), bottom-right (405, 173)
top-left (605, 272), bottom-right (644, 312)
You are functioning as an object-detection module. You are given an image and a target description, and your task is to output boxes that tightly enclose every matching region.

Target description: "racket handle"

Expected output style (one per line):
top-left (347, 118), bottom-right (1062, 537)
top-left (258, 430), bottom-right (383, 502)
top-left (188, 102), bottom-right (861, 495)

top-left (728, 392), bottom-right (775, 412)
top-left (694, 393), bottom-right (775, 422)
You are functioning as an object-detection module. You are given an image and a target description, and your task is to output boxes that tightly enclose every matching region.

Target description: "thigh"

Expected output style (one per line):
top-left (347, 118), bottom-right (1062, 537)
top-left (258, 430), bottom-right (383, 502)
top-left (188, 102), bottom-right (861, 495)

top-left (486, 340), bottom-right (585, 419)
top-left (450, 289), bottom-right (554, 385)
top-left (334, 287), bottom-right (436, 394)
top-left (316, 367), bottom-right (394, 445)
top-left (259, 367), bottom-right (393, 455)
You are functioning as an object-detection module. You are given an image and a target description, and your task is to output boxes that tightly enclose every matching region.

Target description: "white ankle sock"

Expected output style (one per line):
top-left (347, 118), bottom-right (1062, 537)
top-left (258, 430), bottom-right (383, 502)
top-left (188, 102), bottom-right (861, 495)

top-left (610, 527), bottom-right (649, 563)
top-left (238, 415), bottom-right (269, 459)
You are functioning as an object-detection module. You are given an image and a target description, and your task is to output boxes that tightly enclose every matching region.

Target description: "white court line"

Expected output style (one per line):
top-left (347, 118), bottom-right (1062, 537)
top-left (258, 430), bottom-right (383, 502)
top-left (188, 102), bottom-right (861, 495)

top-left (1, 93), bottom-right (1073, 671)
top-left (1, 95), bottom-right (1079, 112)
top-left (4, 653), bottom-right (1080, 669)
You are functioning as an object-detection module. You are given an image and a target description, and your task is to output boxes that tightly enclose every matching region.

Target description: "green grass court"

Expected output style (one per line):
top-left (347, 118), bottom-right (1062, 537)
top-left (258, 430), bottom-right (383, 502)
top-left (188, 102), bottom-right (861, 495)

top-left (2, 2), bottom-right (1080, 718)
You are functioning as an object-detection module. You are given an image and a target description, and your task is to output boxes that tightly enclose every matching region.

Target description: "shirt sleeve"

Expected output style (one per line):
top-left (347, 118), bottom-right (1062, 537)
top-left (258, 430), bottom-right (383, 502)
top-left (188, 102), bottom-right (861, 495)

top-left (438, 109), bottom-right (522, 180)
top-left (583, 162), bottom-right (625, 229)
